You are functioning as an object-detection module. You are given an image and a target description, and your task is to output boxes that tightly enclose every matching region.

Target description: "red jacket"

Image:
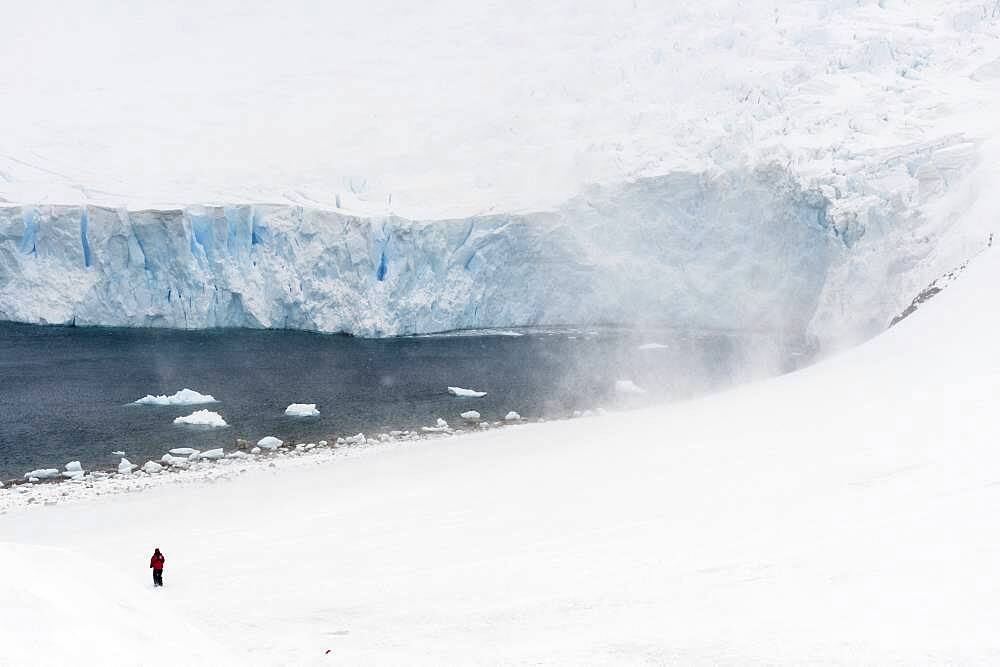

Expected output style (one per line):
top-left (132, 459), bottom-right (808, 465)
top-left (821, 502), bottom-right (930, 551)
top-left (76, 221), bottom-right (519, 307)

top-left (150, 552), bottom-right (165, 569)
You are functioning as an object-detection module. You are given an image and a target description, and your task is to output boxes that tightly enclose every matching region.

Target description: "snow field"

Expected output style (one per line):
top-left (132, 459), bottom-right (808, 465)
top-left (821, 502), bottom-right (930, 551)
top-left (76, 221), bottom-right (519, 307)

top-left (3, 244), bottom-right (1000, 662)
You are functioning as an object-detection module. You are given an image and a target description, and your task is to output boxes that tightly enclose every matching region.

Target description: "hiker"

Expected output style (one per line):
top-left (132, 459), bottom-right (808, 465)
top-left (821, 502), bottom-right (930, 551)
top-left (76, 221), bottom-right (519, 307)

top-left (150, 548), bottom-right (166, 587)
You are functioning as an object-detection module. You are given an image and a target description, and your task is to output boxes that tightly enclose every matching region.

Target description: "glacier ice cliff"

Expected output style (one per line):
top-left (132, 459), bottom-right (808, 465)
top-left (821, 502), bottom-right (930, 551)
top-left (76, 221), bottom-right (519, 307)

top-left (0, 167), bottom-right (841, 340)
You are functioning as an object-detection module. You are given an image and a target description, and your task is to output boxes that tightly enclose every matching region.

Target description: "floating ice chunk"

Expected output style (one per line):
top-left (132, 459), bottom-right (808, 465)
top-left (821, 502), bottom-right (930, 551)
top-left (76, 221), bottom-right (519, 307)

top-left (227, 450), bottom-right (249, 459)
top-left (448, 386), bottom-right (487, 398)
top-left (344, 433), bottom-right (366, 445)
top-left (504, 411), bottom-right (521, 421)
top-left (64, 461), bottom-right (83, 472)
top-left (257, 436), bottom-right (283, 450)
top-left (142, 461), bottom-right (163, 474)
top-left (250, 447), bottom-right (261, 454)
top-left (23, 469), bottom-right (59, 480)
top-left (169, 447), bottom-right (199, 456)
top-left (134, 388), bottom-right (217, 406)
top-left (614, 380), bottom-right (647, 395)
top-left (160, 454), bottom-right (190, 468)
top-left (173, 410), bottom-right (228, 427)
top-left (112, 450), bottom-right (126, 457)
top-left (62, 471), bottom-right (85, 480)
top-left (422, 417), bottom-right (451, 433)
top-left (200, 448), bottom-right (225, 460)
top-left (118, 458), bottom-right (137, 474)
top-left (461, 410), bottom-right (481, 422)
top-left (637, 343), bottom-right (669, 350)
top-left (285, 403), bottom-right (320, 417)
top-left (318, 440), bottom-right (328, 447)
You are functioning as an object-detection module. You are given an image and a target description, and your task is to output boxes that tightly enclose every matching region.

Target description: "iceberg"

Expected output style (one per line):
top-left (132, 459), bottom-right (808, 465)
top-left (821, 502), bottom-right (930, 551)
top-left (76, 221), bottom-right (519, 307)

top-left (200, 448), bottom-right (225, 460)
top-left (460, 410), bottom-right (481, 422)
top-left (118, 458), bottom-right (137, 474)
top-left (134, 389), bottom-right (217, 406)
top-left (448, 387), bottom-right (487, 398)
top-left (504, 411), bottom-right (521, 422)
top-left (285, 403), bottom-right (320, 417)
top-left (173, 410), bottom-right (228, 428)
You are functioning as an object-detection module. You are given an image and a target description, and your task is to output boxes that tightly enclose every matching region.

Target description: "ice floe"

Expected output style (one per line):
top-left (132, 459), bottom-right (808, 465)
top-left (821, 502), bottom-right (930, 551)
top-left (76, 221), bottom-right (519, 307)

top-left (504, 411), bottom-right (522, 421)
top-left (118, 458), bottom-right (137, 474)
top-left (285, 403), bottom-right (320, 417)
top-left (614, 380), bottom-right (647, 395)
top-left (24, 469), bottom-right (59, 480)
top-left (447, 387), bottom-right (487, 398)
top-left (257, 436), bottom-right (283, 450)
top-left (134, 388), bottom-right (217, 406)
top-left (201, 449), bottom-right (225, 460)
top-left (173, 410), bottom-right (228, 427)
top-left (460, 410), bottom-right (481, 422)
top-left (637, 343), bottom-right (669, 350)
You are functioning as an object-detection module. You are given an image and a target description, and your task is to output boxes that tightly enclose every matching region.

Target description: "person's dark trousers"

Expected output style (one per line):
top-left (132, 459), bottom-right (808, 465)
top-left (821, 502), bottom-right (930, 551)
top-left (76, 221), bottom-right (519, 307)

top-left (153, 569), bottom-right (163, 587)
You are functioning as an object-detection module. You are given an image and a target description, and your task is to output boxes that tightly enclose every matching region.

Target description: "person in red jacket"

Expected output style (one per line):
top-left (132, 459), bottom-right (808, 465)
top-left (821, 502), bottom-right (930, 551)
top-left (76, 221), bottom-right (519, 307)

top-left (150, 548), bottom-right (166, 587)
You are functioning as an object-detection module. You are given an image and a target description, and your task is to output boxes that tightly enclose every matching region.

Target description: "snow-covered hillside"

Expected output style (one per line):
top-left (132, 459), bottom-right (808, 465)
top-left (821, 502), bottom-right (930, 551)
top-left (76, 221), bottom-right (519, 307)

top-left (3, 189), bottom-right (1000, 664)
top-left (2, 1), bottom-right (999, 342)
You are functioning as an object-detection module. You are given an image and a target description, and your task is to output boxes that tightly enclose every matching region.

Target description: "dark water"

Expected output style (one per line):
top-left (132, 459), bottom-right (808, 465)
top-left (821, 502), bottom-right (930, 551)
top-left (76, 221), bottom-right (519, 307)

top-left (0, 322), bottom-right (796, 480)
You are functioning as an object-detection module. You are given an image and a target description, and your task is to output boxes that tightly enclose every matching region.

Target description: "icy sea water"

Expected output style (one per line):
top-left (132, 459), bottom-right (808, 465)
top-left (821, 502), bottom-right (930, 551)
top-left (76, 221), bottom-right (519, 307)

top-left (0, 322), bottom-right (795, 480)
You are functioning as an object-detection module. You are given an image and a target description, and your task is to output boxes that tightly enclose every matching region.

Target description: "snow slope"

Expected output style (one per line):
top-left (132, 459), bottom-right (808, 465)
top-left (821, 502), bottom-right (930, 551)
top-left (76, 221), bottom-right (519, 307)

top-left (3, 209), bottom-right (1000, 664)
top-left (2, 1), bottom-right (1000, 342)
top-left (0, 543), bottom-right (229, 664)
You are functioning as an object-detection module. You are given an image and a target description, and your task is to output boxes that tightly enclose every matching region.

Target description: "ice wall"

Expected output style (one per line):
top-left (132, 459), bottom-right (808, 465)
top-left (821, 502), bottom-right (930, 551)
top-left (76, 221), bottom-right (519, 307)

top-left (0, 167), bottom-right (836, 339)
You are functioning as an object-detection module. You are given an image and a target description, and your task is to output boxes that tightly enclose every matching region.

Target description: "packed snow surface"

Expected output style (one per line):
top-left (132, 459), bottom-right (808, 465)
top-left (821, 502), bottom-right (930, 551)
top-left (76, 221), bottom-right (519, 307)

top-left (172, 410), bottom-right (227, 428)
top-left (4, 242), bottom-right (1000, 663)
top-left (284, 403), bottom-right (320, 417)
top-left (133, 389), bottom-right (217, 406)
top-left (448, 387), bottom-right (487, 398)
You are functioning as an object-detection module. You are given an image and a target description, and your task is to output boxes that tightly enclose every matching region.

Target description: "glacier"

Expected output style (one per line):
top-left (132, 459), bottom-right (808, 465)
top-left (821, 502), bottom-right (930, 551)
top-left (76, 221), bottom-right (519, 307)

top-left (0, 167), bottom-right (841, 341)
top-left (1, 1), bottom-right (998, 347)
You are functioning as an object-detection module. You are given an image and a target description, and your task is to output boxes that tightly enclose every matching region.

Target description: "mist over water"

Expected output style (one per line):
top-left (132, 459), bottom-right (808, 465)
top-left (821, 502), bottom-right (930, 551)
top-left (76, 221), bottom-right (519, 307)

top-left (0, 322), bottom-right (804, 480)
